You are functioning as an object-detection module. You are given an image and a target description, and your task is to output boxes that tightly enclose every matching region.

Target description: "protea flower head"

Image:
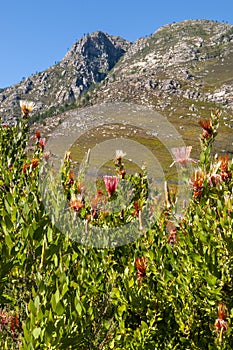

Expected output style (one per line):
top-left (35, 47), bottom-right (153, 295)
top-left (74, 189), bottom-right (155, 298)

top-left (170, 146), bottom-right (198, 167)
top-left (190, 168), bottom-right (205, 198)
top-left (31, 158), bottom-right (39, 168)
top-left (115, 149), bottom-right (126, 161)
top-left (103, 175), bottom-right (120, 197)
top-left (214, 302), bottom-right (229, 342)
top-left (198, 119), bottom-right (213, 139)
top-left (69, 194), bottom-right (84, 211)
top-left (35, 130), bottom-right (41, 140)
top-left (39, 138), bottom-right (46, 151)
top-left (135, 257), bottom-right (147, 283)
top-left (20, 100), bottom-right (35, 117)
top-left (64, 151), bottom-right (71, 161)
top-left (219, 155), bottom-right (231, 181)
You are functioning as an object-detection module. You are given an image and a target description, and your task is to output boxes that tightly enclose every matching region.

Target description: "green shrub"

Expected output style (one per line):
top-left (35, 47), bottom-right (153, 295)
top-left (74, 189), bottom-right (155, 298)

top-left (0, 104), bottom-right (232, 349)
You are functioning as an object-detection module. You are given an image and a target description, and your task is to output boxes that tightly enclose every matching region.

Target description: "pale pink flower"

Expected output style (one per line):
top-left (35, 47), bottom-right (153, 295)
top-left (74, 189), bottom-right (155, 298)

top-left (170, 146), bottom-right (198, 167)
top-left (103, 176), bottom-right (120, 197)
top-left (39, 138), bottom-right (46, 151)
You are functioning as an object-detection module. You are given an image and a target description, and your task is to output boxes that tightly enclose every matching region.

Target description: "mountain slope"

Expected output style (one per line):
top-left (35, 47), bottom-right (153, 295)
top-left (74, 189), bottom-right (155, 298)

top-left (1, 19), bottom-right (233, 137)
top-left (90, 20), bottom-right (233, 113)
top-left (86, 20), bottom-right (233, 154)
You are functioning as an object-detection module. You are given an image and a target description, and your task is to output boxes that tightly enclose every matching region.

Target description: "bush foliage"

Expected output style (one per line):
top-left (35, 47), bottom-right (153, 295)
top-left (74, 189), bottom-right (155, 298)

top-left (0, 104), bottom-right (233, 349)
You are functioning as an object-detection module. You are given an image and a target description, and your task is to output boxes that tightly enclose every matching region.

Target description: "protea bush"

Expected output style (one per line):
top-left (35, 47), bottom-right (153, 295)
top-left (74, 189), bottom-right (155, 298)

top-left (0, 104), bottom-right (232, 349)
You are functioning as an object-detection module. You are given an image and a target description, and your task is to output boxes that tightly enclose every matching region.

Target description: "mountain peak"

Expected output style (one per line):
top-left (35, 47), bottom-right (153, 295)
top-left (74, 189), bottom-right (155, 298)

top-left (61, 31), bottom-right (130, 67)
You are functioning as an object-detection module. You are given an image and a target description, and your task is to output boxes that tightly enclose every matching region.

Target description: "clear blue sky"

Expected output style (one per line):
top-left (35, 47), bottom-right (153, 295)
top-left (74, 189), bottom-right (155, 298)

top-left (1, 0), bottom-right (232, 88)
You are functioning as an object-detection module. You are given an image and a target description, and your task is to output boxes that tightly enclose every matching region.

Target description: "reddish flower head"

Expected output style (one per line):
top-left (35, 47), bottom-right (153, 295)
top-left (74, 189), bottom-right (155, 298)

top-left (35, 130), bottom-right (41, 140)
top-left (22, 163), bottom-right (30, 174)
top-left (31, 158), bottom-right (39, 168)
top-left (0, 310), bottom-right (8, 328)
top-left (190, 169), bottom-right (204, 198)
top-left (214, 303), bottom-right (229, 336)
top-left (69, 195), bottom-right (84, 211)
top-left (10, 314), bottom-right (20, 337)
top-left (135, 257), bottom-right (147, 283)
top-left (103, 176), bottom-right (120, 197)
top-left (198, 119), bottom-right (213, 139)
top-left (68, 171), bottom-right (75, 185)
top-left (133, 201), bottom-right (141, 217)
top-left (166, 222), bottom-right (177, 245)
top-left (220, 155), bottom-right (231, 181)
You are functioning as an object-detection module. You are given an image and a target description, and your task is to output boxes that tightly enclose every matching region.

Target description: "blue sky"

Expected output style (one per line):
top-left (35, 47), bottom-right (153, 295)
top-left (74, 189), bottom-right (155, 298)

top-left (1, 0), bottom-right (232, 88)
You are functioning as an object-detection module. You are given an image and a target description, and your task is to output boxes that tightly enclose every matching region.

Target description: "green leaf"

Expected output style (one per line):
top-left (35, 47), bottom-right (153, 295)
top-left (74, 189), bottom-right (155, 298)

top-left (6, 192), bottom-right (14, 206)
top-left (55, 289), bottom-right (60, 304)
top-left (128, 278), bottom-right (134, 288)
top-left (32, 327), bottom-right (41, 339)
top-left (4, 215), bottom-right (13, 231)
top-left (28, 299), bottom-right (37, 315)
top-left (4, 232), bottom-right (13, 250)
top-left (4, 199), bottom-right (11, 214)
top-left (23, 323), bottom-right (32, 343)
top-left (34, 295), bottom-right (40, 309)
top-left (74, 296), bottom-right (82, 316)
top-left (112, 287), bottom-right (121, 299)
top-left (47, 227), bottom-right (53, 242)
top-left (51, 294), bottom-right (57, 313)
top-left (118, 304), bottom-right (126, 316)
top-left (33, 226), bottom-right (44, 241)
top-left (56, 301), bottom-right (64, 315)
top-left (61, 283), bottom-right (69, 297)
top-left (141, 321), bottom-right (148, 330)
top-left (199, 152), bottom-right (206, 164)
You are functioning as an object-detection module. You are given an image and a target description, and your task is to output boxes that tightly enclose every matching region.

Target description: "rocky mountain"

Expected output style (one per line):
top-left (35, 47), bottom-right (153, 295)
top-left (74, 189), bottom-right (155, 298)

top-left (1, 19), bottom-right (233, 142)
top-left (0, 31), bottom-right (131, 122)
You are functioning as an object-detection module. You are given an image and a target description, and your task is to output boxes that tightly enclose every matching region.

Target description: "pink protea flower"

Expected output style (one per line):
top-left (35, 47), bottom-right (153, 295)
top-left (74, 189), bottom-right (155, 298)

top-left (170, 146), bottom-right (198, 167)
top-left (39, 138), bottom-right (46, 151)
top-left (103, 175), bottom-right (120, 197)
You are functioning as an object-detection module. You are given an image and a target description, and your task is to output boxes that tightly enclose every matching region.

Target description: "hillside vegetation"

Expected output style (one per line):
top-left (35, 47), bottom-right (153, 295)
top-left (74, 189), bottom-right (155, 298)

top-left (0, 101), bottom-right (232, 349)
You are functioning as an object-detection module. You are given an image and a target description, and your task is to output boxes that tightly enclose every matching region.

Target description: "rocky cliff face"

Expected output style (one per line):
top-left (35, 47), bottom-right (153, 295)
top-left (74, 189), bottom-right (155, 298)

top-left (1, 20), bottom-right (233, 127)
top-left (57, 31), bottom-right (130, 102)
top-left (0, 31), bottom-right (131, 122)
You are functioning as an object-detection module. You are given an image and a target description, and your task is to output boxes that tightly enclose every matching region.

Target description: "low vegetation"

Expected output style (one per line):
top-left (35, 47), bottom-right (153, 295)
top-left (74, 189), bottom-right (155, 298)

top-left (0, 103), bottom-right (232, 349)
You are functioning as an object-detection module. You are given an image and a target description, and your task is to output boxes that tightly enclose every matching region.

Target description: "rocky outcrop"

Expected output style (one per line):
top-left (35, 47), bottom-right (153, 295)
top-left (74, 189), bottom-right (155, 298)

top-left (0, 31), bottom-right (131, 121)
